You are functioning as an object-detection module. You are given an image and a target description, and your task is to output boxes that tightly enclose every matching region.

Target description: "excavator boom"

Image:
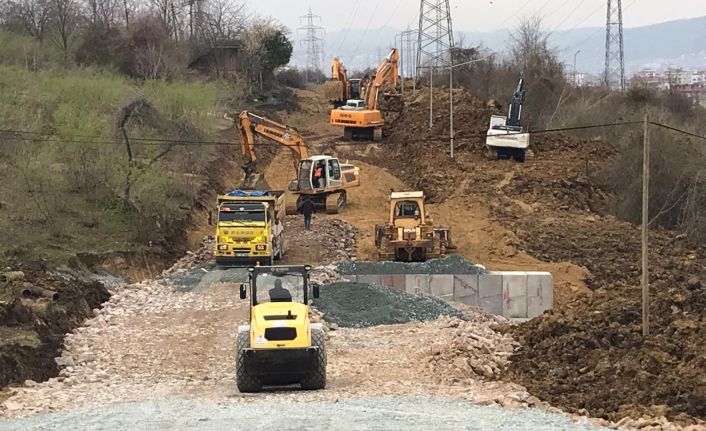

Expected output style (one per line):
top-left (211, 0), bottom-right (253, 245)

top-left (331, 57), bottom-right (350, 102)
top-left (329, 49), bottom-right (400, 141)
top-left (363, 48), bottom-right (399, 111)
top-left (239, 111), bottom-right (309, 176)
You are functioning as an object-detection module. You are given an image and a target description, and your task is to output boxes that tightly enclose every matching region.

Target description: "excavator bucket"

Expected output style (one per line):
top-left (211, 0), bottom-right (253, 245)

top-left (241, 161), bottom-right (270, 190)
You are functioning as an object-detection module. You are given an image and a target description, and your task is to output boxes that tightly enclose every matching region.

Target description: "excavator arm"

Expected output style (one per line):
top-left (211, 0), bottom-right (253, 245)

top-left (331, 57), bottom-right (350, 101)
top-left (238, 111), bottom-right (309, 178)
top-left (363, 48), bottom-right (399, 110)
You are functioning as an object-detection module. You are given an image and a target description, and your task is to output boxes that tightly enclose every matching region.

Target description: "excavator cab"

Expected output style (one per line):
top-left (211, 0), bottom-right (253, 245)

top-left (295, 156), bottom-right (343, 192)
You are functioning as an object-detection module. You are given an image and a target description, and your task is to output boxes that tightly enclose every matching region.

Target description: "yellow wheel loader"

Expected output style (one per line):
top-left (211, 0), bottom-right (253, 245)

top-left (236, 265), bottom-right (326, 392)
top-left (375, 191), bottom-right (455, 262)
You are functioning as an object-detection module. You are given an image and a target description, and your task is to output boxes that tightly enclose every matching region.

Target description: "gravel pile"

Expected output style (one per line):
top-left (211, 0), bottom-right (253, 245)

top-left (313, 282), bottom-right (465, 327)
top-left (338, 255), bottom-right (485, 275)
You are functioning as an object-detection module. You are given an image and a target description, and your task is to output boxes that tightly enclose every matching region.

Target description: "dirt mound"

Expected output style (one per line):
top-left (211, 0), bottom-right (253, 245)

top-left (313, 282), bottom-right (464, 327)
top-left (503, 217), bottom-right (706, 423)
top-left (0, 263), bottom-right (110, 389)
top-left (372, 88), bottom-right (499, 202)
top-left (338, 255), bottom-right (485, 275)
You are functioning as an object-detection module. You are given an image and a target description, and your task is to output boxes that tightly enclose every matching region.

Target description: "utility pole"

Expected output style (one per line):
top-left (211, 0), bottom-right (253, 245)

top-left (416, 0), bottom-right (454, 128)
top-left (604, 0), bottom-right (625, 91)
top-left (573, 50), bottom-right (581, 86)
top-left (642, 114), bottom-right (650, 337)
top-left (299, 7), bottom-right (325, 84)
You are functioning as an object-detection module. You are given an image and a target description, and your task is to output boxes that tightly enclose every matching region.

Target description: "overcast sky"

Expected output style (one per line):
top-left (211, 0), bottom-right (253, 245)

top-left (249, 0), bottom-right (706, 34)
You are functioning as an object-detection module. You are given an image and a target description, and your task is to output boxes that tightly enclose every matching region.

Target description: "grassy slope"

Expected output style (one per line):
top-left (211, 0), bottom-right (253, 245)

top-left (0, 65), bottom-right (234, 263)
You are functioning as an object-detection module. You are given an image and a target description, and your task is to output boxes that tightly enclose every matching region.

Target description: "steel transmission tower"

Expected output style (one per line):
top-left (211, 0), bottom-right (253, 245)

top-left (416, 0), bottom-right (454, 74)
top-left (604, 0), bottom-right (625, 91)
top-left (416, 0), bottom-right (454, 127)
top-left (299, 7), bottom-right (325, 84)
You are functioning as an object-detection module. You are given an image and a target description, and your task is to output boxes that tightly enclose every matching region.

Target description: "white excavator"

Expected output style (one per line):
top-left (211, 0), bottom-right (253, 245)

top-left (486, 78), bottom-right (530, 162)
top-left (237, 111), bottom-right (361, 214)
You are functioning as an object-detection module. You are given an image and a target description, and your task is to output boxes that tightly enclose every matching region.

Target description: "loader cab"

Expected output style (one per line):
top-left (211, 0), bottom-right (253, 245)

top-left (389, 191), bottom-right (427, 228)
top-left (239, 265), bottom-right (318, 305)
top-left (297, 156), bottom-right (343, 191)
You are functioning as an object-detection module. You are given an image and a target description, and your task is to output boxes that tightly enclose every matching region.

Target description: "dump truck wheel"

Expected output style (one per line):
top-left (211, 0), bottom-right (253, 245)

top-left (300, 329), bottom-right (326, 390)
top-left (236, 333), bottom-right (262, 393)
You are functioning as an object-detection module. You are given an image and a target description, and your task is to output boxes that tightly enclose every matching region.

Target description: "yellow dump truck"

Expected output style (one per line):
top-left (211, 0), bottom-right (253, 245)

top-left (212, 190), bottom-right (286, 266)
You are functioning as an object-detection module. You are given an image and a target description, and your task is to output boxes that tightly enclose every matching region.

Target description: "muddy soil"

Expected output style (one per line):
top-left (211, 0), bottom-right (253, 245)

top-left (368, 86), bottom-right (706, 424)
top-left (0, 263), bottom-right (109, 390)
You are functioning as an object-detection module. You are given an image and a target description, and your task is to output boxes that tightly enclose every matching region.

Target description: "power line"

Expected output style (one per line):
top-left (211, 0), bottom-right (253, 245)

top-left (549, 0), bottom-right (588, 35)
top-left (5, 120), bottom-right (705, 150)
top-left (351, 0), bottom-right (383, 60)
top-left (335, 1), bottom-right (361, 54)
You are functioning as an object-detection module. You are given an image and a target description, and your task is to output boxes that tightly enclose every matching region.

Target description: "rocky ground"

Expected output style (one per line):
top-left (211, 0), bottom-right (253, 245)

top-left (0, 251), bottom-right (544, 421)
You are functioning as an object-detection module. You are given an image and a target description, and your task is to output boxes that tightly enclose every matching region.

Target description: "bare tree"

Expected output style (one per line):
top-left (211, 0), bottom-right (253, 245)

top-left (48, 0), bottom-right (80, 63)
top-left (199, 0), bottom-right (246, 43)
top-left (3, 0), bottom-right (51, 39)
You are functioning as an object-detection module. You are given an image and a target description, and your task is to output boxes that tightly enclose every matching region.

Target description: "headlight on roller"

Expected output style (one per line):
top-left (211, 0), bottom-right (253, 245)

top-left (217, 245), bottom-right (228, 251)
top-left (255, 245), bottom-right (266, 251)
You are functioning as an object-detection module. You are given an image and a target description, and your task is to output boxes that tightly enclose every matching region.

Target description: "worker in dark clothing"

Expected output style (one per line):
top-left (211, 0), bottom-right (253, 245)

top-left (298, 196), bottom-right (315, 230)
top-left (269, 279), bottom-right (292, 302)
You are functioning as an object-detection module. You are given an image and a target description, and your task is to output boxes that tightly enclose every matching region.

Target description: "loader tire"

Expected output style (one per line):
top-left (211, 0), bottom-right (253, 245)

top-left (236, 332), bottom-right (262, 393)
top-left (300, 329), bottom-right (326, 390)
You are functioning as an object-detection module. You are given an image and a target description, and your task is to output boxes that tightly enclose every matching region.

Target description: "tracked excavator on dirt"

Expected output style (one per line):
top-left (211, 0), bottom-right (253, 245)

top-left (237, 111), bottom-right (361, 214)
top-left (486, 78), bottom-right (530, 162)
top-left (329, 57), bottom-right (362, 108)
top-left (375, 191), bottom-right (455, 262)
top-left (329, 49), bottom-right (401, 140)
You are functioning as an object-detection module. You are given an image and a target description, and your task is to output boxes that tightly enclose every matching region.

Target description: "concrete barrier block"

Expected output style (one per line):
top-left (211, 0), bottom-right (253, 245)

top-left (453, 274), bottom-right (479, 307)
top-left (405, 274), bottom-right (430, 294)
top-left (478, 273), bottom-right (503, 315)
top-left (526, 272), bottom-right (554, 317)
top-left (356, 275), bottom-right (382, 286)
top-left (378, 274), bottom-right (406, 291)
top-left (499, 272), bottom-right (528, 318)
top-left (429, 275), bottom-right (454, 300)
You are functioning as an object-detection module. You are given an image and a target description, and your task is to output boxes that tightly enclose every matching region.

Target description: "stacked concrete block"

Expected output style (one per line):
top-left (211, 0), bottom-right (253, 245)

top-left (340, 269), bottom-right (553, 319)
top-left (478, 273), bottom-right (504, 316)
top-left (429, 275), bottom-right (454, 301)
top-left (405, 274), bottom-right (430, 294)
top-left (526, 271), bottom-right (553, 317)
top-left (498, 272), bottom-right (528, 318)
top-left (452, 275), bottom-right (480, 307)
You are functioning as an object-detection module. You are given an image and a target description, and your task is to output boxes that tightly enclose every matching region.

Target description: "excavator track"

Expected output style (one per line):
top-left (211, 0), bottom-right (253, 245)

top-left (325, 191), bottom-right (347, 214)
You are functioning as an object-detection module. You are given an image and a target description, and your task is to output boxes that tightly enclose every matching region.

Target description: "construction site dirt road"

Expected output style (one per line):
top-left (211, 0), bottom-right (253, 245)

top-left (1, 85), bottom-right (704, 431)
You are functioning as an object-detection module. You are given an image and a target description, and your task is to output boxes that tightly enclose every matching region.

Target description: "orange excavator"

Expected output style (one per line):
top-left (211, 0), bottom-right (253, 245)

top-left (237, 111), bottom-right (361, 214)
top-left (330, 57), bottom-right (362, 108)
top-left (329, 49), bottom-right (400, 141)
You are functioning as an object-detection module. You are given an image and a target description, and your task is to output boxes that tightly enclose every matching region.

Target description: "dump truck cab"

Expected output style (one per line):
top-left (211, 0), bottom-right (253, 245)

top-left (375, 191), bottom-right (455, 262)
top-left (212, 190), bottom-right (286, 266)
top-left (235, 265), bottom-right (326, 392)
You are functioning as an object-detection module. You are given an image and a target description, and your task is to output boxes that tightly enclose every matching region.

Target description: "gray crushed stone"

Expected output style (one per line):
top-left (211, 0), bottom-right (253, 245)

top-left (168, 266), bottom-right (249, 292)
top-left (313, 282), bottom-right (465, 327)
top-left (0, 397), bottom-right (610, 431)
top-left (337, 255), bottom-right (486, 275)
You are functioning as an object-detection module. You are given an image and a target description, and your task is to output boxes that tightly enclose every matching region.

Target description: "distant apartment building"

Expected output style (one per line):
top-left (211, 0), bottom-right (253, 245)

top-left (666, 68), bottom-right (693, 86)
top-left (629, 68), bottom-right (706, 106)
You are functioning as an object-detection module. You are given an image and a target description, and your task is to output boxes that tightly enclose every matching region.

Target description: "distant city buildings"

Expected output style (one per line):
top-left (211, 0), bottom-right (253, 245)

top-left (630, 68), bottom-right (706, 107)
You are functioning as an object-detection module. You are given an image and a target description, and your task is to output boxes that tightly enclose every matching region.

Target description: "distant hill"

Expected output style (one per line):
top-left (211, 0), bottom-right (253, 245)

top-left (290, 16), bottom-right (706, 74)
